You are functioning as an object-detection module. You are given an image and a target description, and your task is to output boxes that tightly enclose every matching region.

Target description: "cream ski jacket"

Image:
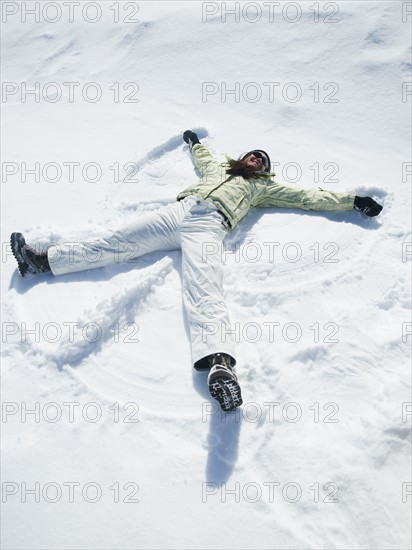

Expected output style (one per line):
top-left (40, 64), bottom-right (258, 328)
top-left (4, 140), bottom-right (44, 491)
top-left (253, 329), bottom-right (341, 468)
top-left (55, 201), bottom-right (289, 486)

top-left (176, 144), bottom-right (355, 228)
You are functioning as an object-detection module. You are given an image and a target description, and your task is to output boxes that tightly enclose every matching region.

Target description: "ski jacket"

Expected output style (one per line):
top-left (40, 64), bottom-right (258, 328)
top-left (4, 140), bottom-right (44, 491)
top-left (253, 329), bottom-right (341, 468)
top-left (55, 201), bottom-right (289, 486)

top-left (176, 144), bottom-right (356, 229)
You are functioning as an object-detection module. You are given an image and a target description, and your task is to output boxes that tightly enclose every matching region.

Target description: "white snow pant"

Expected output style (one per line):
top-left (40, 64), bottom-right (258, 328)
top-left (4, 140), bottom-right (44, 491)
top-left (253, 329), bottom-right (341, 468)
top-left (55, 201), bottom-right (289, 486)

top-left (47, 196), bottom-right (237, 370)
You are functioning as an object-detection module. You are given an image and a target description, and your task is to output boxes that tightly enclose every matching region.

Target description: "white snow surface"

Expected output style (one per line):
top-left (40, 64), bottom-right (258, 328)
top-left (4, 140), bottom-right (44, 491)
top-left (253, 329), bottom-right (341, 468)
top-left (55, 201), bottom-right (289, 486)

top-left (1, 1), bottom-right (411, 549)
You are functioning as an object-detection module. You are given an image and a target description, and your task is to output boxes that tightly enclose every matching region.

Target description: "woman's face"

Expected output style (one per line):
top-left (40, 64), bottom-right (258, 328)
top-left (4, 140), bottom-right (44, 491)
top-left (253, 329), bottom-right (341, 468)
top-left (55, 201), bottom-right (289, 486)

top-left (243, 153), bottom-right (265, 172)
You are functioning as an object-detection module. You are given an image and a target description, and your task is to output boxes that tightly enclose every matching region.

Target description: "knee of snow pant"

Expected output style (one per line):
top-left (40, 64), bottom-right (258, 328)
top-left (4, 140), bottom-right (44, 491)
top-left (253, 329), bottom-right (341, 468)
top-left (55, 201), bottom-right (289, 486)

top-left (180, 215), bottom-right (227, 318)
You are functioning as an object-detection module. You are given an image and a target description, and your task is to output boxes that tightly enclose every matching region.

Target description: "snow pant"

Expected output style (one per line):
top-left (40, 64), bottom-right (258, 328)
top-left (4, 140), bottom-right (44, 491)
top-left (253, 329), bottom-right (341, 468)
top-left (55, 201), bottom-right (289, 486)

top-left (47, 196), bottom-right (236, 370)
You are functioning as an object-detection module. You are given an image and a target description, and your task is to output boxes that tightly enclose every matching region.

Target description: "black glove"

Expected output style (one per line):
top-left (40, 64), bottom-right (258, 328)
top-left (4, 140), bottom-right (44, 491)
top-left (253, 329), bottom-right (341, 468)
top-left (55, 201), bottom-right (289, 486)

top-left (183, 130), bottom-right (200, 149)
top-left (353, 196), bottom-right (383, 217)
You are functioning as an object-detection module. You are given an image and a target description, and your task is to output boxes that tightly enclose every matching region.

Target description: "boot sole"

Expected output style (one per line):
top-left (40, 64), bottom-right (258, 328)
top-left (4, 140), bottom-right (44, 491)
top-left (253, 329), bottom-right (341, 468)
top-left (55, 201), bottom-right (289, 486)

top-left (10, 232), bottom-right (31, 278)
top-left (208, 376), bottom-right (243, 412)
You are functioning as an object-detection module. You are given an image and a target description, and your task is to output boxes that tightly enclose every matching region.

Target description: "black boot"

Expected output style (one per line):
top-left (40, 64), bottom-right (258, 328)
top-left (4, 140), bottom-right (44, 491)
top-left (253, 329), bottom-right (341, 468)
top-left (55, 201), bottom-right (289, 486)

top-left (10, 233), bottom-right (51, 278)
top-left (207, 353), bottom-right (243, 411)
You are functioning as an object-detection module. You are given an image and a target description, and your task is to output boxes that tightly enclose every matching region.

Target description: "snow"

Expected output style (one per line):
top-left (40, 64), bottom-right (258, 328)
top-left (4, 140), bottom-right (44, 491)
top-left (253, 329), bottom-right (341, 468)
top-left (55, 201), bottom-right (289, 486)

top-left (1, 1), bottom-right (411, 549)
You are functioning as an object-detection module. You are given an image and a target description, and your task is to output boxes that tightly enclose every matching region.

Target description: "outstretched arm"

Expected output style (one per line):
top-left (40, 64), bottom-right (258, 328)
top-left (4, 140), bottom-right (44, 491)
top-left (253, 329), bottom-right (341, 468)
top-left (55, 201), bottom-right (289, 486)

top-left (256, 181), bottom-right (382, 216)
top-left (257, 181), bottom-right (355, 211)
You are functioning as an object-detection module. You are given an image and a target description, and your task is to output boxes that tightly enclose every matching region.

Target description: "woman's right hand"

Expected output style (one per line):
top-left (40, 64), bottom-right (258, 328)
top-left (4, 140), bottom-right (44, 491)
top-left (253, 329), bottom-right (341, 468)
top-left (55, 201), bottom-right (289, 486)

top-left (183, 130), bottom-right (200, 148)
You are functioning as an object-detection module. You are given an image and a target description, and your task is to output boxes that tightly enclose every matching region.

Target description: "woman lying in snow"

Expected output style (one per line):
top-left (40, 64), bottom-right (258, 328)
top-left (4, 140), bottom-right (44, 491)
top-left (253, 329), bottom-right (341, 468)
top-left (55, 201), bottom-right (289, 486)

top-left (10, 130), bottom-right (383, 412)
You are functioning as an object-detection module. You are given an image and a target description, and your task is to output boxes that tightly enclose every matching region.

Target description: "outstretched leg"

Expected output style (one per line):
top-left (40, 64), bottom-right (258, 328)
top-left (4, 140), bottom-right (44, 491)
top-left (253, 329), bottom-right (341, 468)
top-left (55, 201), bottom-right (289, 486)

top-left (179, 199), bottom-right (242, 410)
top-left (12, 200), bottom-right (191, 278)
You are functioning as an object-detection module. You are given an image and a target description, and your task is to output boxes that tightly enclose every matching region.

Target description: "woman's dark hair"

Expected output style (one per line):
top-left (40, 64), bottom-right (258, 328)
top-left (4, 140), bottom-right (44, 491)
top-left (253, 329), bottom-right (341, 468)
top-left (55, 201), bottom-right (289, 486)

top-left (226, 158), bottom-right (263, 180)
